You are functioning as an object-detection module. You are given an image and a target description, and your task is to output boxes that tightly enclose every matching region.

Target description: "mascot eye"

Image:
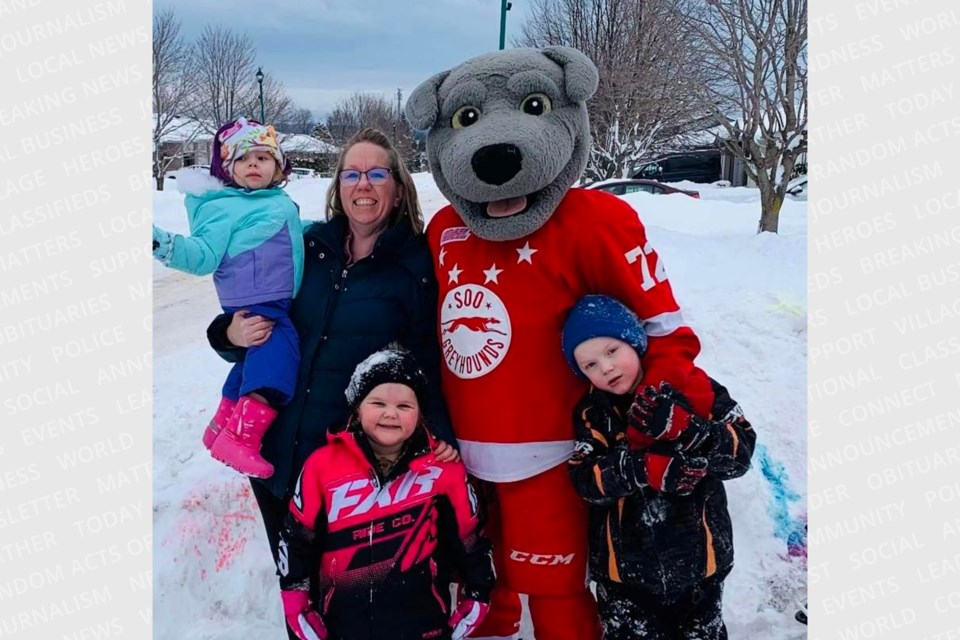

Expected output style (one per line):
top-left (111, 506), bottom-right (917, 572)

top-left (451, 106), bottom-right (481, 129)
top-left (520, 93), bottom-right (552, 116)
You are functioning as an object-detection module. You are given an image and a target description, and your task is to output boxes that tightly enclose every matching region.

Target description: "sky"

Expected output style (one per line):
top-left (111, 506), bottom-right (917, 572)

top-left (156, 0), bottom-right (534, 120)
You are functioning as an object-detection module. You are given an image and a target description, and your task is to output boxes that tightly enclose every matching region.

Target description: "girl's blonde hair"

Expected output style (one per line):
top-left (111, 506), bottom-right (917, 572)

top-left (324, 128), bottom-right (424, 234)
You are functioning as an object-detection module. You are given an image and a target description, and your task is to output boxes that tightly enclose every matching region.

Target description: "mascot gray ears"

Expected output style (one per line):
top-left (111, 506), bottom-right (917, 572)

top-left (540, 46), bottom-right (600, 103)
top-left (405, 71), bottom-right (451, 132)
top-left (406, 47), bottom-right (599, 242)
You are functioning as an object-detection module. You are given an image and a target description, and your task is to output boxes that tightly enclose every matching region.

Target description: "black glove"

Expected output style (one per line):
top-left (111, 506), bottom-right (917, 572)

top-left (628, 383), bottom-right (712, 452)
top-left (676, 415), bottom-right (714, 453)
top-left (619, 449), bottom-right (648, 488)
top-left (643, 450), bottom-right (708, 495)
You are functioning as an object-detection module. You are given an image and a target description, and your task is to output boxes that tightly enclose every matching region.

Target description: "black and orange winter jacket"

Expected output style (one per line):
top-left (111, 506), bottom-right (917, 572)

top-left (280, 422), bottom-right (494, 640)
top-left (568, 378), bottom-right (755, 596)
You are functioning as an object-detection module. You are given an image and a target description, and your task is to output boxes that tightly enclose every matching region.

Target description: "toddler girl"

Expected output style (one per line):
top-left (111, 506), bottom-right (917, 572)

top-left (152, 117), bottom-right (303, 478)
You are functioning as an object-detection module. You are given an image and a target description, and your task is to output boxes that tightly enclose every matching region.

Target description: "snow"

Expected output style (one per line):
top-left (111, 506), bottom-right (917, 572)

top-left (153, 175), bottom-right (806, 639)
top-left (154, 115), bottom-right (213, 143)
top-left (152, 115), bottom-right (339, 152)
top-left (278, 133), bottom-right (339, 155)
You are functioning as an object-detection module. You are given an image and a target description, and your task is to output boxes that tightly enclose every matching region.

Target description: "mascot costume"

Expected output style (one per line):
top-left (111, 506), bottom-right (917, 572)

top-left (406, 47), bottom-right (714, 640)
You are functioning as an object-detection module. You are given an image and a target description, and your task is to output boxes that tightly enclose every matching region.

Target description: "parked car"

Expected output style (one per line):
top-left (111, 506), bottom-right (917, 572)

top-left (633, 151), bottom-right (722, 184)
top-left (786, 175), bottom-right (807, 201)
top-left (289, 167), bottom-right (318, 180)
top-left (587, 179), bottom-right (700, 199)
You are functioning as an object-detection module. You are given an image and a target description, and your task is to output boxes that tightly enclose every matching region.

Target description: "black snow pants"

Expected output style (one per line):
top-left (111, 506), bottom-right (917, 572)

top-left (595, 568), bottom-right (730, 640)
top-left (250, 479), bottom-right (318, 640)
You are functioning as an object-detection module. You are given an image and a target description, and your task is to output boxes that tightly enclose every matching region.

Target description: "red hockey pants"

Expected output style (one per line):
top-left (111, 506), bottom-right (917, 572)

top-left (469, 464), bottom-right (602, 640)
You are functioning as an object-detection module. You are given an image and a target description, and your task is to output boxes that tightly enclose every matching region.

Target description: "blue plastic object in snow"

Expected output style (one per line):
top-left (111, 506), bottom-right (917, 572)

top-left (756, 443), bottom-right (806, 557)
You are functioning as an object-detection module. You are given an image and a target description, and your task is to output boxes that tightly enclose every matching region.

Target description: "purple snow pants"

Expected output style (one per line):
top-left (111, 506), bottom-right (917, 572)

top-left (221, 299), bottom-right (299, 407)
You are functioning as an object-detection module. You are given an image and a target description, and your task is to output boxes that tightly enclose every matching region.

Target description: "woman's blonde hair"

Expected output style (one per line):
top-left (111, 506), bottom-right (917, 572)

top-left (324, 128), bottom-right (424, 234)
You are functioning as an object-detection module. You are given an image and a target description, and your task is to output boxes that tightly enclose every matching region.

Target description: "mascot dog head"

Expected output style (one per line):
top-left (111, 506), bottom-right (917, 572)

top-left (406, 47), bottom-right (599, 242)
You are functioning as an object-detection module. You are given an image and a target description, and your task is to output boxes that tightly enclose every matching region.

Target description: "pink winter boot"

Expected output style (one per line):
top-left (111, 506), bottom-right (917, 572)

top-left (209, 395), bottom-right (276, 478)
top-left (202, 397), bottom-right (237, 451)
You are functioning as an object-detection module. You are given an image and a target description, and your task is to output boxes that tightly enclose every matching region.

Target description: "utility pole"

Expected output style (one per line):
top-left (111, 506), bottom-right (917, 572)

top-left (499, 0), bottom-right (512, 50)
top-left (394, 88), bottom-right (402, 146)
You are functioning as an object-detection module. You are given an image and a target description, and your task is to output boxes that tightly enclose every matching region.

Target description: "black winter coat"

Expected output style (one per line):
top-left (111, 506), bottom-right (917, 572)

top-left (568, 379), bottom-right (755, 596)
top-left (208, 215), bottom-right (453, 498)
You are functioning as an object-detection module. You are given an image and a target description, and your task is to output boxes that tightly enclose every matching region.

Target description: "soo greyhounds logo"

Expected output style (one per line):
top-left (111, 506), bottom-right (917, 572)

top-left (440, 284), bottom-right (511, 379)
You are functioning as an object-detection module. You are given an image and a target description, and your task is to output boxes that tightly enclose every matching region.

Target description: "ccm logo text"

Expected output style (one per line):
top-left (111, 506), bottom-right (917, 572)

top-left (509, 550), bottom-right (575, 565)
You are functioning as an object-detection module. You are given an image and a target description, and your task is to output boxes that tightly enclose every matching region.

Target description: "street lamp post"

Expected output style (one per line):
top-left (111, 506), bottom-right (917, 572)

top-left (255, 67), bottom-right (265, 123)
top-left (499, 0), bottom-right (512, 50)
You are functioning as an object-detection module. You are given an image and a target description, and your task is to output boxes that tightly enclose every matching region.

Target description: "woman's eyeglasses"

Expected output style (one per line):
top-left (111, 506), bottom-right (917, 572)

top-left (338, 167), bottom-right (392, 186)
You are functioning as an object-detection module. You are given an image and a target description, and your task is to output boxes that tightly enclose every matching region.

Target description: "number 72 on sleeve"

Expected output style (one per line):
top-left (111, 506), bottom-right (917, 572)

top-left (624, 243), bottom-right (668, 291)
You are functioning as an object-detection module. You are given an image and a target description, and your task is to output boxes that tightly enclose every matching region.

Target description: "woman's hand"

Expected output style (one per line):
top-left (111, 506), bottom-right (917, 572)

top-left (432, 439), bottom-right (460, 463)
top-left (226, 310), bottom-right (275, 347)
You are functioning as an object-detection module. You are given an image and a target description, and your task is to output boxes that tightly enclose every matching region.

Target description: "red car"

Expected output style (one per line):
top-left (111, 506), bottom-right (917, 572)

top-left (586, 179), bottom-right (700, 199)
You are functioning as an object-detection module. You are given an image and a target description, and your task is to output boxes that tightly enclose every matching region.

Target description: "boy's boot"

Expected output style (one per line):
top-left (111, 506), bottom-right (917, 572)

top-left (210, 395), bottom-right (276, 478)
top-left (202, 397), bottom-right (237, 451)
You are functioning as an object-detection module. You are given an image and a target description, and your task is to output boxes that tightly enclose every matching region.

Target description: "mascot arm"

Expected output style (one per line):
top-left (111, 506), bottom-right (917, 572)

top-left (581, 199), bottom-right (704, 402)
top-left (436, 465), bottom-right (495, 603)
top-left (404, 262), bottom-right (457, 447)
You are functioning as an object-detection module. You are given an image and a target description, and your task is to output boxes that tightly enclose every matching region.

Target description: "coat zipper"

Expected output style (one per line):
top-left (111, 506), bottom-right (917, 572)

top-left (366, 467), bottom-right (384, 639)
top-left (322, 558), bottom-right (337, 615)
top-left (429, 558), bottom-right (447, 614)
top-left (369, 469), bottom-right (379, 606)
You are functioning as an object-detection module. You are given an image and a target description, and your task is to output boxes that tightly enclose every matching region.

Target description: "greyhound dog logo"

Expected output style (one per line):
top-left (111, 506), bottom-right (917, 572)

top-left (440, 284), bottom-right (511, 379)
top-left (442, 317), bottom-right (508, 336)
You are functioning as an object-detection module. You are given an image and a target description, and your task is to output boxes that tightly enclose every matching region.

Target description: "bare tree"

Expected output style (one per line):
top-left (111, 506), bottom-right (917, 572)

top-left (311, 121), bottom-right (335, 144)
top-left (517, 0), bottom-right (707, 181)
top-left (242, 74), bottom-right (295, 126)
top-left (152, 8), bottom-right (199, 190)
top-left (325, 92), bottom-right (397, 144)
top-left (189, 24), bottom-right (296, 135)
top-left (278, 107), bottom-right (316, 135)
top-left (190, 25), bottom-right (257, 130)
top-left (682, 0), bottom-right (807, 233)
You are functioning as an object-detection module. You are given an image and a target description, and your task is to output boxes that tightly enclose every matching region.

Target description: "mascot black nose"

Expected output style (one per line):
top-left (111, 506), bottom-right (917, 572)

top-left (471, 144), bottom-right (522, 185)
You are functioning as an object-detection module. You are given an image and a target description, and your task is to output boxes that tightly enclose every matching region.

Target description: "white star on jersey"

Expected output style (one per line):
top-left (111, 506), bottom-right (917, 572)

top-left (438, 248), bottom-right (447, 266)
top-left (483, 264), bottom-right (503, 284)
top-left (517, 242), bottom-right (538, 264)
top-left (448, 264), bottom-right (463, 284)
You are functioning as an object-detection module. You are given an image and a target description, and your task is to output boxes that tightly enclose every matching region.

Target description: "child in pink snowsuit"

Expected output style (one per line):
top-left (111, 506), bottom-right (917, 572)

top-left (277, 345), bottom-right (495, 640)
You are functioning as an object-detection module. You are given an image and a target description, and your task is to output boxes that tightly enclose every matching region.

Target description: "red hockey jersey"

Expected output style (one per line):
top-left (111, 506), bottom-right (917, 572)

top-left (426, 187), bottom-right (714, 482)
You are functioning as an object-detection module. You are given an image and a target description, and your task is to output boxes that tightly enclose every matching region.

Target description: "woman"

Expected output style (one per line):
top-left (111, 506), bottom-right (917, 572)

top-left (206, 128), bottom-right (455, 640)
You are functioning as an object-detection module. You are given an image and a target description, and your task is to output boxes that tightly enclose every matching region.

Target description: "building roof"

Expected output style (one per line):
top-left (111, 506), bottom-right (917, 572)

top-left (154, 116), bottom-right (214, 143)
top-left (278, 134), bottom-right (339, 155)
top-left (154, 116), bottom-right (341, 155)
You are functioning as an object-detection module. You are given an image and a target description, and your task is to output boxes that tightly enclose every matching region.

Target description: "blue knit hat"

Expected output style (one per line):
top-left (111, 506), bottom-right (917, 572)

top-left (562, 295), bottom-right (648, 378)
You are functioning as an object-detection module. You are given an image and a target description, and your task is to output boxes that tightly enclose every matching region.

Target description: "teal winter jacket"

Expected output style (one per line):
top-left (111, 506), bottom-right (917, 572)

top-left (206, 214), bottom-right (455, 498)
top-left (166, 172), bottom-right (304, 307)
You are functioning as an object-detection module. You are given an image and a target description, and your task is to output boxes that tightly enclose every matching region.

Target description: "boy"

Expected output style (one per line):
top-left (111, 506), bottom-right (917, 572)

top-left (562, 295), bottom-right (756, 640)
